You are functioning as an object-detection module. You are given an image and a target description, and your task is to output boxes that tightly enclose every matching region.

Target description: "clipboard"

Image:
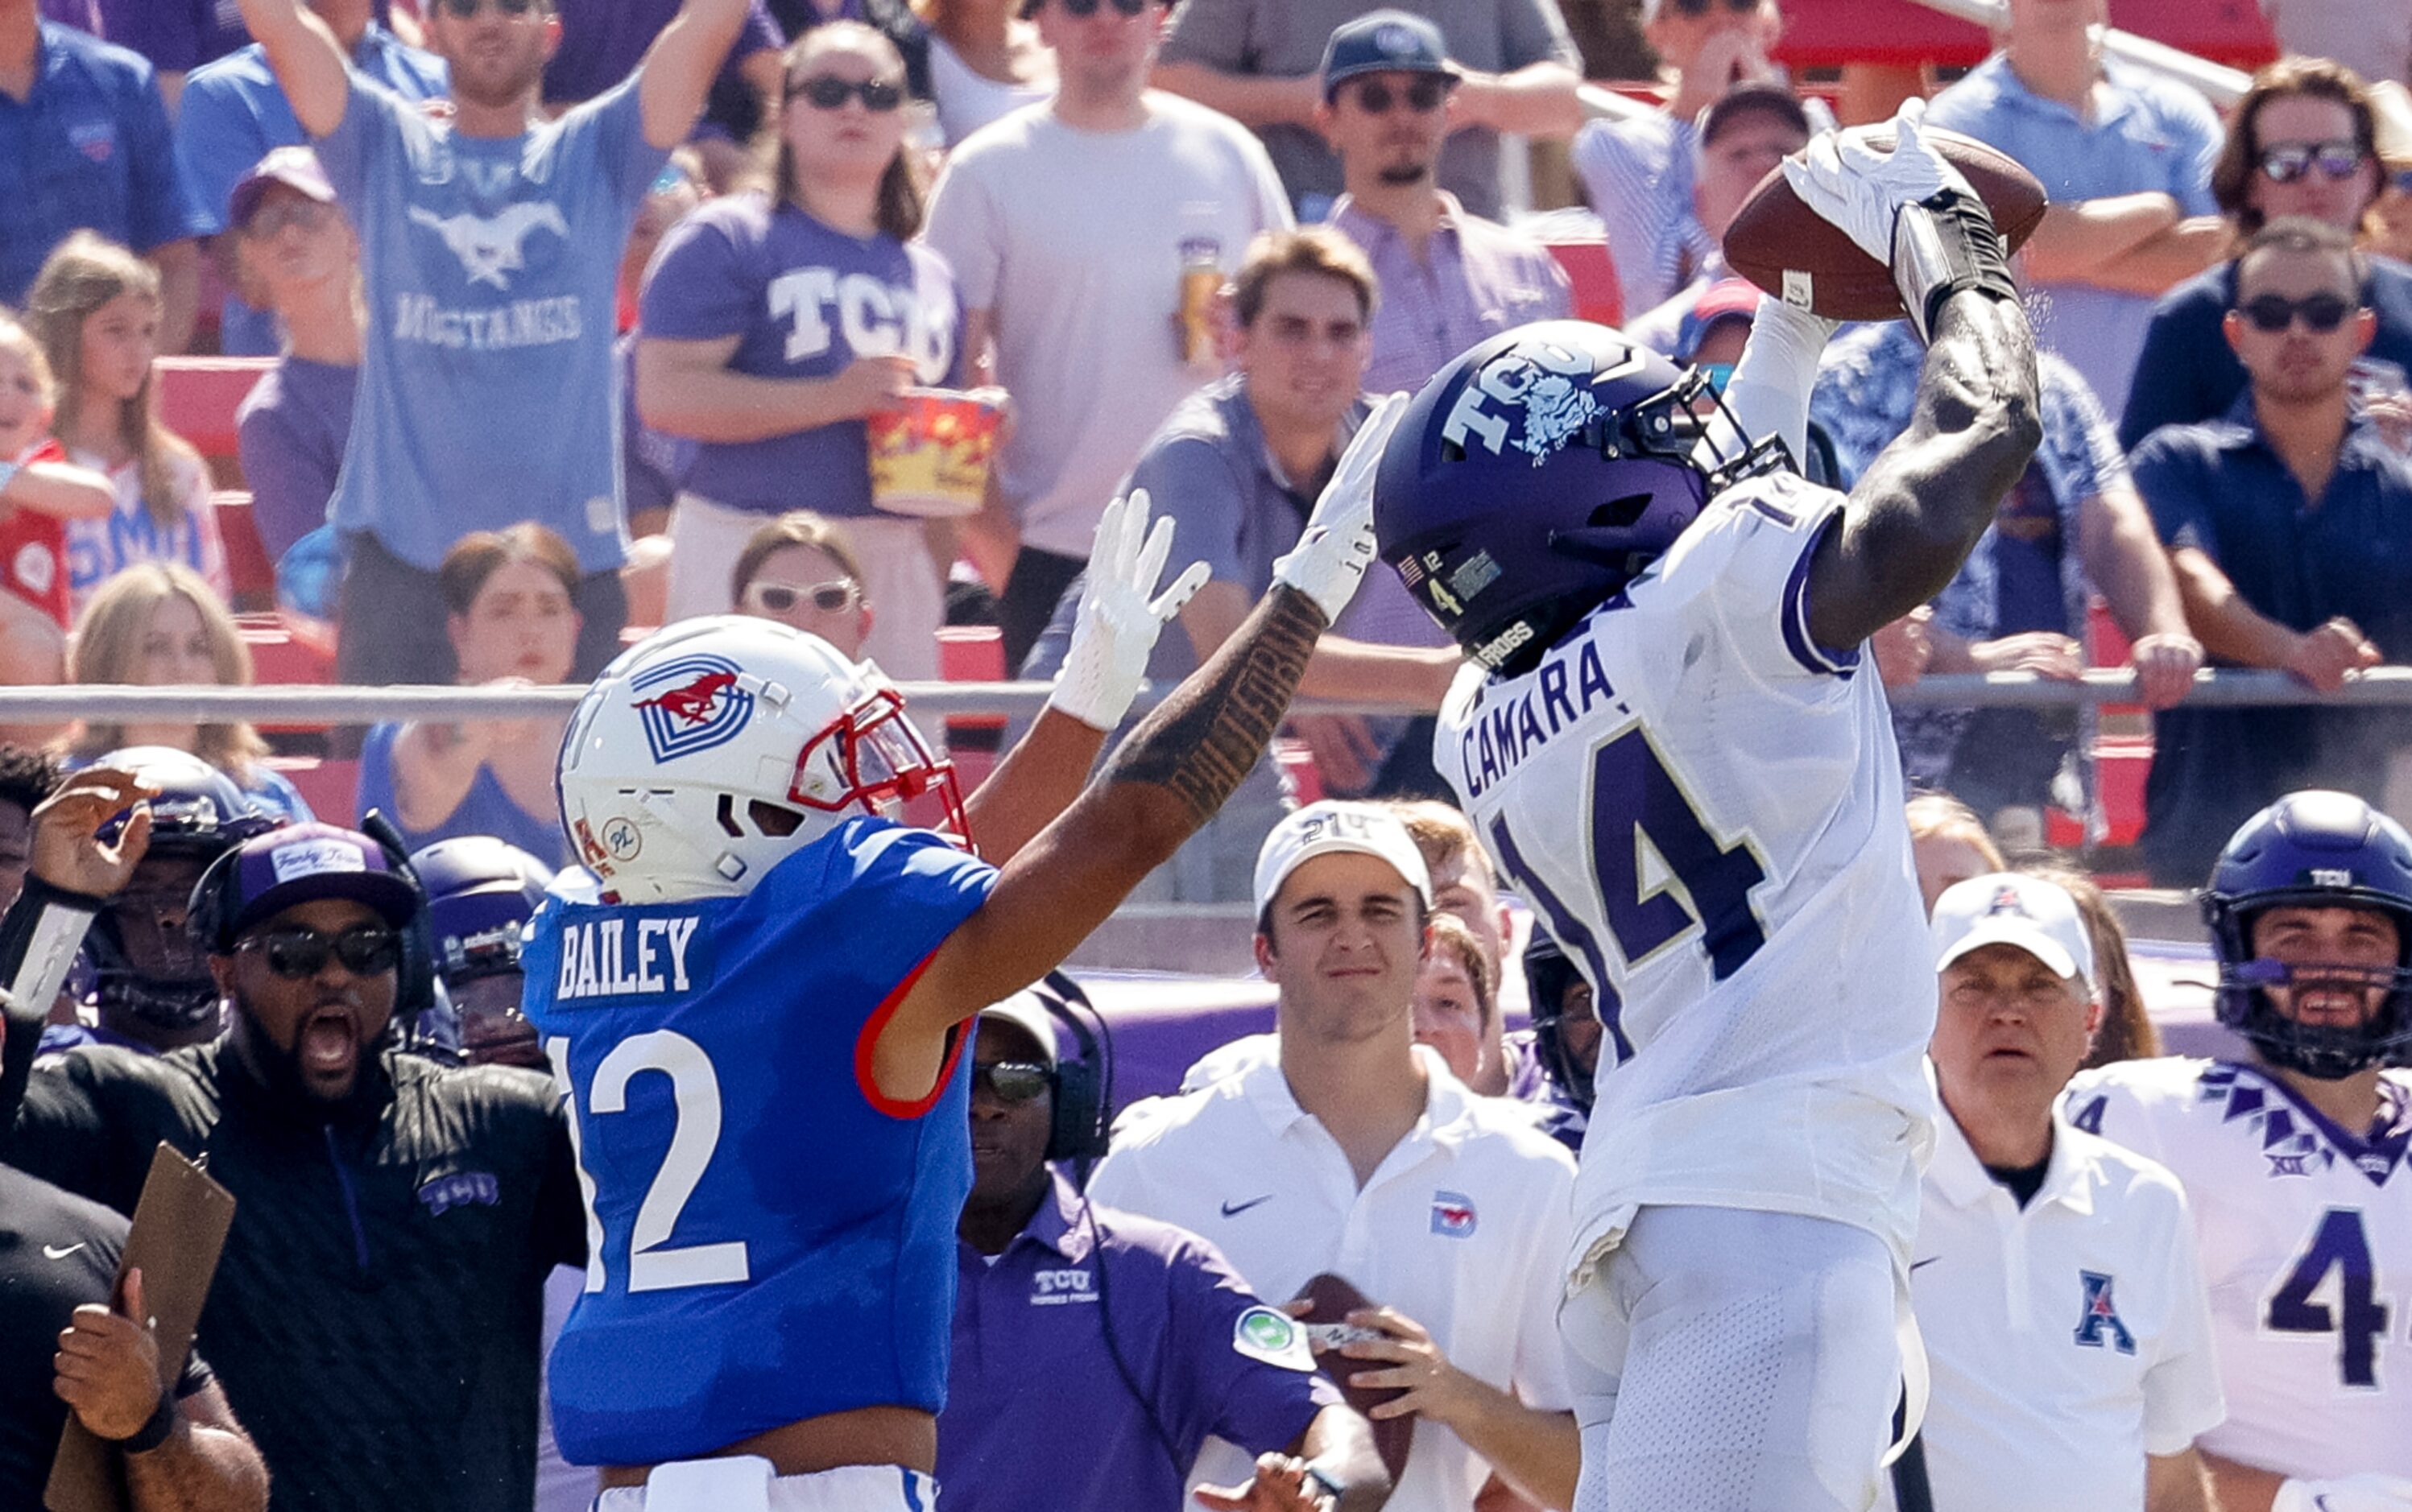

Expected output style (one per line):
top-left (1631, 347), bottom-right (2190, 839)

top-left (44, 1143), bottom-right (236, 1512)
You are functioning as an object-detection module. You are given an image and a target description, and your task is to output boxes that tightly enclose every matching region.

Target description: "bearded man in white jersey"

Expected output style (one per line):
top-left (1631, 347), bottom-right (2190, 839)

top-left (2067, 790), bottom-right (2412, 1512)
top-left (1371, 100), bottom-right (2042, 1512)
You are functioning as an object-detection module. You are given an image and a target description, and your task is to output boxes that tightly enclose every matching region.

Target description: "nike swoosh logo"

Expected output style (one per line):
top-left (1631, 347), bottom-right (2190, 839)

top-left (1909, 1257), bottom-right (1940, 1272)
top-left (1221, 1195), bottom-right (1274, 1217)
top-left (41, 1243), bottom-right (85, 1261)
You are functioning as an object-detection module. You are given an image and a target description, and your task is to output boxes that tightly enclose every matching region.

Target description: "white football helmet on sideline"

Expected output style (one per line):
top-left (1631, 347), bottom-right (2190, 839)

top-left (556, 615), bottom-right (964, 903)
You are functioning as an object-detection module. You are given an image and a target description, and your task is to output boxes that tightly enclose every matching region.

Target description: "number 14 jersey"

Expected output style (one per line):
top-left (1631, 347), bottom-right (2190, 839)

top-left (1434, 473), bottom-right (1938, 1284)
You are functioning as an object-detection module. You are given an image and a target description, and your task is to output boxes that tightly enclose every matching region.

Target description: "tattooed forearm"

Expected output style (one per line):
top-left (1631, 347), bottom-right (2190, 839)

top-left (1105, 585), bottom-right (1324, 824)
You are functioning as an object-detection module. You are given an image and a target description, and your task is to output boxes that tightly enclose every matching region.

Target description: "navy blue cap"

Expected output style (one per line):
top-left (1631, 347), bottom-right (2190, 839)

top-left (1321, 10), bottom-right (1457, 100)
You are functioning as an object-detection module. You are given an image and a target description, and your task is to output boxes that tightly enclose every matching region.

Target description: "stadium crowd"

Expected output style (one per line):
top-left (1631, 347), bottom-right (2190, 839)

top-left (0, 0), bottom-right (2407, 1508)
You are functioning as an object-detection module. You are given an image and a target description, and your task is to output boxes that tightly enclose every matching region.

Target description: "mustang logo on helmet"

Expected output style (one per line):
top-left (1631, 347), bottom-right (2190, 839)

top-left (632, 657), bottom-right (755, 762)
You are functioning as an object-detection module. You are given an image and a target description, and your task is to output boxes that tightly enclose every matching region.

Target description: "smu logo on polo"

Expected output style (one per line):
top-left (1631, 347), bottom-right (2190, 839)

top-left (553, 915), bottom-right (705, 1002)
top-left (417, 1171), bottom-right (501, 1217)
top-left (631, 655), bottom-right (755, 762)
top-left (409, 202), bottom-right (570, 291)
top-left (2073, 1270), bottom-right (2137, 1355)
top-left (1429, 1190), bottom-right (1479, 1238)
top-left (1030, 1268), bottom-right (1098, 1306)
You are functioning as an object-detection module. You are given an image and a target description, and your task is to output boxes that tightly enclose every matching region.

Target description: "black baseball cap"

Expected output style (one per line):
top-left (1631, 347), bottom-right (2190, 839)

top-left (1698, 80), bottom-right (1811, 151)
top-left (1321, 10), bottom-right (1457, 101)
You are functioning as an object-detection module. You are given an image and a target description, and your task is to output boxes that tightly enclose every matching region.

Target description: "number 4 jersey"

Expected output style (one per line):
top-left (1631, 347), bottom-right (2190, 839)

top-left (2065, 1057), bottom-right (2412, 1481)
top-left (1434, 473), bottom-right (1938, 1284)
top-left (521, 816), bottom-right (998, 1468)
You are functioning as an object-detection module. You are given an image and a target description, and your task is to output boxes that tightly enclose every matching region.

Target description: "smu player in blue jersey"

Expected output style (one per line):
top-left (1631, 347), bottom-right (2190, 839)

top-left (524, 420), bottom-right (1407, 1512)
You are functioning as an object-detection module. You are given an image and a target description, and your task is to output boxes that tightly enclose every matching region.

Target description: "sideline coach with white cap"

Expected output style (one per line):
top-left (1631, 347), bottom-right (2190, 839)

top-left (1088, 800), bottom-right (1580, 1512)
top-left (1896, 873), bottom-right (2225, 1512)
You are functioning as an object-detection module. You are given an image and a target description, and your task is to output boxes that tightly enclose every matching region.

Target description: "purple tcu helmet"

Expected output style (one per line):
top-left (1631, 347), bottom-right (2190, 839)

top-left (412, 837), bottom-right (556, 987)
top-left (2203, 790), bottom-right (2412, 1079)
top-left (1373, 320), bottom-right (1785, 673)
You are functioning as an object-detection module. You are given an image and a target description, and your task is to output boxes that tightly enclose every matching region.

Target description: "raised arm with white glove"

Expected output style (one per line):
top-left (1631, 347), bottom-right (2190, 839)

top-left (1780, 96), bottom-right (2021, 344)
top-left (1272, 392), bottom-right (1411, 626)
top-left (1045, 491), bottom-right (1210, 732)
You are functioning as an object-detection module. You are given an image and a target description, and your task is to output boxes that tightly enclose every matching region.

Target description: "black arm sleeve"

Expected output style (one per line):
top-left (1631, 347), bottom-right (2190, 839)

top-left (0, 876), bottom-right (104, 1141)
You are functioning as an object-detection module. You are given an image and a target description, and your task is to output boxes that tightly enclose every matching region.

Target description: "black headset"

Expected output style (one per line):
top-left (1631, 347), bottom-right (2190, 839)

top-left (186, 811), bottom-right (439, 1022)
top-left (1024, 969), bottom-right (1111, 1172)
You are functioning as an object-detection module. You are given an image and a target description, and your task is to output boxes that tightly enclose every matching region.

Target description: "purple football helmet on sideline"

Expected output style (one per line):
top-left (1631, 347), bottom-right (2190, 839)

top-left (1373, 320), bottom-right (1787, 674)
top-left (2203, 790), bottom-right (2412, 1079)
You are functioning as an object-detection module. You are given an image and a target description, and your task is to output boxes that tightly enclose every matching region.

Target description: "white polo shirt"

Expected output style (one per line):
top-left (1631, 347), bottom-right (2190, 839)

top-left (1087, 1045), bottom-right (1578, 1512)
top-left (1891, 1098), bottom-right (2226, 1512)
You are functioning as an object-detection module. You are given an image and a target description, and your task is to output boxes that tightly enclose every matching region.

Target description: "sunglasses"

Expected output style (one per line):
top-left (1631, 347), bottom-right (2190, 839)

top-left (2236, 291), bottom-right (2357, 333)
top-left (974, 1060), bottom-right (1052, 1103)
top-left (1668, 0), bottom-right (1761, 14)
top-left (436, 0), bottom-right (538, 17)
top-left (1350, 76), bottom-right (1451, 114)
top-left (237, 923), bottom-right (403, 979)
top-left (788, 75), bottom-right (905, 112)
top-left (746, 578), bottom-right (858, 615)
top-left (2257, 140), bottom-right (2368, 185)
top-left (241, 196), bottom-right (336, 239)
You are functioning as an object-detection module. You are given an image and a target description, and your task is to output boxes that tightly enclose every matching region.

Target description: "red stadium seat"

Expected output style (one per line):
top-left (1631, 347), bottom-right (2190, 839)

top-left (1545, 240), bottom-right (1624, 329)
top-left (264, 755), bottom-right (360, 827)
top-left (238, 612), bottom-right (335, 689)
top-left (1773, 0), bottom-right (2276, 71)
top-left (937, 626), bottom-right (1008, 799)
top-left (155, 358), bottom-right (272, 471)
top-left (1274, 737), bottom-right (1324, 806)
top-left (213, 491), bottom-right (275, 611)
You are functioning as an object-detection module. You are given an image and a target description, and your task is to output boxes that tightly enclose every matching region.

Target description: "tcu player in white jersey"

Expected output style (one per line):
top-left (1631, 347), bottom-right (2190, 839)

top-left (2067, 791), bottom-right (2412, 1512)
top-left (1371, 101), bottom-right (2041, 1512)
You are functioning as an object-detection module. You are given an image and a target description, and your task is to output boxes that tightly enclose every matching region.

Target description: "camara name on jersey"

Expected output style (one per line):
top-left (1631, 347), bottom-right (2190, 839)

top-left (553, 915), bottom-right (706, 1002)
top-left (1458, 632), bottom-right (1628, 799)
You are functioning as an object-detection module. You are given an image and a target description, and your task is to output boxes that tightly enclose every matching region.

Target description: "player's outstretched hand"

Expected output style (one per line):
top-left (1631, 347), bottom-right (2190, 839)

top-left (29, 765), bottom-right (157, 901)
top-left (1194, 1452), bottom-right (1335, 1512)
top-left (1780, 97), bottom-right (1976, 269)
top-left (1274, 392), bottom-right (1410, 626)
top-left (2273, 1473), bottom-right (2412, 1512)
top-left (1046, 489), bottom-right (1211, 732)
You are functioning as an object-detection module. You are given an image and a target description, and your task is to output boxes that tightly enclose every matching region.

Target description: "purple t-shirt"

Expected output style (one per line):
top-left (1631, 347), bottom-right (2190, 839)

top-left (235, 354), bottom-right (357, 561)
top-left (544, 0), bottom-right (783, 106)
top-left (93, 0), bottom-right (246, 74)
top-left (939, 1172), bottom-right (1337, 1512)
top-left (639, 192), bottom-right (962, 517)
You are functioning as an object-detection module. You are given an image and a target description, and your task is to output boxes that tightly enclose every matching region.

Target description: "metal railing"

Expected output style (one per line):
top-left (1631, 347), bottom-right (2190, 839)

top-left (13, 668), bottom-right (2412, 726)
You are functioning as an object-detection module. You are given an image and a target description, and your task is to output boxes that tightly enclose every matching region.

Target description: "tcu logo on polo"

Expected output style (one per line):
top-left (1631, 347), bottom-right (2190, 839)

top-left (2073, 1270), bottom-right (2136, 1355)
top-left (1031, 1269), bottom-right (1097, 1306)
top-left (631, 655), bottom-right (756, 762)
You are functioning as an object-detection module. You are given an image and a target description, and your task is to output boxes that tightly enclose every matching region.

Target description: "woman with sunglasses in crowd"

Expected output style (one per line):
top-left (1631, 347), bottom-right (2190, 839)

top-left (2122, 57), bottom-right (2412, 448)
top-left (637, 22), bottom-right (966, 681)
top-left (730, 510), bottom-right (874, 655)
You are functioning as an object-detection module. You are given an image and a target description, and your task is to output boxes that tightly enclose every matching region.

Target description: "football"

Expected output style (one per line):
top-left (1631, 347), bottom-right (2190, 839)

top-left (1297, 1271), bottom-right (1416, 1482)
top-left (1722, 125), bottom-right (2050, 321)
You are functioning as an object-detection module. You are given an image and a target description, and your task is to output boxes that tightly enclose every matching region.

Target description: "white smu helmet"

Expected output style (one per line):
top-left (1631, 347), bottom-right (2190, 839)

top-left (555, 615), bottom-right (965, 903)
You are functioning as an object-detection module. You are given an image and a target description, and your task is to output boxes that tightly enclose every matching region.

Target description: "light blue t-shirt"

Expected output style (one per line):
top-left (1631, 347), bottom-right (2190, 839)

top-left (314, 74), bottom-right (666, 573)
top-left (1924, 52), bottom-right (2223, 419)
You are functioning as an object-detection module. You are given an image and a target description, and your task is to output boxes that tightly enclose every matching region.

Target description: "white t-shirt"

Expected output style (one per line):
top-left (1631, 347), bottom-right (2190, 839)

top-left (1087, 1046), bottom-right (1578, 1512)
top-left (1895, 1101), bottom-right (2224, 1512)
top-left (921, 93), bottom-right (1293, 559)
top-left (2065, 1057), bottom-right (2412, 1481)
top-left (926, 36), bottom-right (1054, 148)
top-left (1434, 472), bottom-right (1938, 1289)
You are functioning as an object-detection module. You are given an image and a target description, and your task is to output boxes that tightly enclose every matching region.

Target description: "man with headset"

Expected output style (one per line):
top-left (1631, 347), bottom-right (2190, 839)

top-left (943, 985), bottom-right (1391, 1512)
top-left (0, 773), bottom-right (585, 1512)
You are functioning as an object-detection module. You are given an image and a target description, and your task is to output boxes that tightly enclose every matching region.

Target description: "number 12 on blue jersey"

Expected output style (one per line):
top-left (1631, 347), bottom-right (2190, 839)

top-left (1489, 725), bottom-right (1769, 1066)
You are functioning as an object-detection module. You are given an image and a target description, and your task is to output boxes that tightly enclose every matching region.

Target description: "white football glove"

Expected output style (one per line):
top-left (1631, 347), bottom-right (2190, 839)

top-left (1045, 490), bottom-right (1210, 732)
top-left (2274, 1474), bottom-right (2412, 1512)
top-left (1272, 391), bottom-right (1411, 625)
top-left (1779, 96), bottom-right (1976, 267)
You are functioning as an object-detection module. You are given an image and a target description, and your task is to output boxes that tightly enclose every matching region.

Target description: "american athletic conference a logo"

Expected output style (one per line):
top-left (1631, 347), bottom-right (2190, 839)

top-left (631, 655), bottom-right (755, 762)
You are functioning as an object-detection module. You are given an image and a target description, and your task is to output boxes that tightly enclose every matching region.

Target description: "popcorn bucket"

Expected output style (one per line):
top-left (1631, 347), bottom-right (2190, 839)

top-left (866, 388), bottom-right (1003, 518)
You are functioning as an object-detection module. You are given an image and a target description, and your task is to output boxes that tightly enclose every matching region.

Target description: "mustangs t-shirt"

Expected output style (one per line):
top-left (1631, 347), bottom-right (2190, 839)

top-left (314, 73), bottom-right (667, 573)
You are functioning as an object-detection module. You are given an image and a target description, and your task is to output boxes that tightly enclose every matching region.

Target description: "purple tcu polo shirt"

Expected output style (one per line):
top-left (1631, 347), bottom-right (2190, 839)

top-left (940, 1171), bottom-right (1340, 1512)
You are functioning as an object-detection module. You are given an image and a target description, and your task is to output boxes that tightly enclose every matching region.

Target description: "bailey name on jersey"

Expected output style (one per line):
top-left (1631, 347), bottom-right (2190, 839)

top-left (551, 914), bottom-right (706, 1002)
top-left (1454, 634), bottom-right (1632, 799)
